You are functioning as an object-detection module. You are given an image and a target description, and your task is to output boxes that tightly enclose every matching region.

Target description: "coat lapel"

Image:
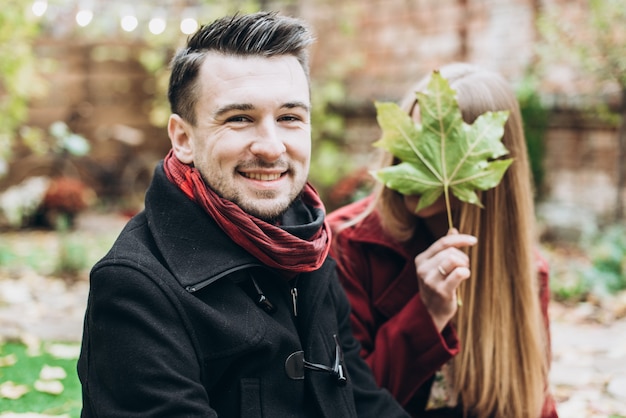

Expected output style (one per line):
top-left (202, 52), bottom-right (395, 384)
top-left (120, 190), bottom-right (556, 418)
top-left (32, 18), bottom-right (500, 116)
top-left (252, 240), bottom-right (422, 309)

top-left (144, 164), bottom-right (260, 290)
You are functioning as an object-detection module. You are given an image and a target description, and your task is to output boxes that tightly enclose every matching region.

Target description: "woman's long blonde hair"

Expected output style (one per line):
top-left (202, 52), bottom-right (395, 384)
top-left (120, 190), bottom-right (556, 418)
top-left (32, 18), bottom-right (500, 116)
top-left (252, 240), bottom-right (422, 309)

top-left (377, 63), bottom-right (549, 417)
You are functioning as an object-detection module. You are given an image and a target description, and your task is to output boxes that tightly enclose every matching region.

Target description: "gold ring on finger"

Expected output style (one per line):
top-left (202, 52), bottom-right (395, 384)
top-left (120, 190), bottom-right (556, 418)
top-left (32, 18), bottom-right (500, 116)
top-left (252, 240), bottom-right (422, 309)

top-left (437, 265), bottom-right (447, 276)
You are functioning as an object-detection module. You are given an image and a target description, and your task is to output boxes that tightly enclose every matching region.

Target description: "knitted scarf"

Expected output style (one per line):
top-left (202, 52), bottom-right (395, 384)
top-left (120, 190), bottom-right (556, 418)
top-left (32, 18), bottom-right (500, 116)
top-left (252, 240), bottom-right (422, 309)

top-left (163, 150), bottom-right (331, 277)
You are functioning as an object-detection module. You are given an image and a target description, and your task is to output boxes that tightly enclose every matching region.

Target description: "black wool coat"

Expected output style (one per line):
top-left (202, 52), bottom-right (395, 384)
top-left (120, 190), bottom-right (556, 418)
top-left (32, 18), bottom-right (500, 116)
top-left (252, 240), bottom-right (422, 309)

top-left (78, 163), bottom-right (409, 418)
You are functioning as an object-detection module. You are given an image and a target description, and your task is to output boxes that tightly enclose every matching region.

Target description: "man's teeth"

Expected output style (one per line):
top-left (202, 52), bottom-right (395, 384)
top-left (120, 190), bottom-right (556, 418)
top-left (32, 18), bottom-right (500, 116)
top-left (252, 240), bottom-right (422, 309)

top-left (243, 172), bottom-right (281, 181)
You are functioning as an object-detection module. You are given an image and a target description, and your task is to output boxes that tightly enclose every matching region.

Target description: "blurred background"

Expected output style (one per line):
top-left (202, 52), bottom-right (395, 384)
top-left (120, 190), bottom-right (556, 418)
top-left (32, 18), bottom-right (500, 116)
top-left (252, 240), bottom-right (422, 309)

top-left (0, 0), bottom-right (625, 417)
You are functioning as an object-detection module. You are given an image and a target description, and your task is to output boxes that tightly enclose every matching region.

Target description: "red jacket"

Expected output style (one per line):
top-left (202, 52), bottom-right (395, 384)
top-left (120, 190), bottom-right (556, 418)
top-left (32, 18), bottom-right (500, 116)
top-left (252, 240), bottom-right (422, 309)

top-left (327, 196), bottom-right (558, 418)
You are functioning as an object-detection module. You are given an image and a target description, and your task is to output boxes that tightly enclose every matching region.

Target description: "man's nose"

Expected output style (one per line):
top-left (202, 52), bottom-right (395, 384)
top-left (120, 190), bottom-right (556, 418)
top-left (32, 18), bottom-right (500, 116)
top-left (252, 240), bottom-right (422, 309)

top-left (249, 120), bottom-right (286, 160)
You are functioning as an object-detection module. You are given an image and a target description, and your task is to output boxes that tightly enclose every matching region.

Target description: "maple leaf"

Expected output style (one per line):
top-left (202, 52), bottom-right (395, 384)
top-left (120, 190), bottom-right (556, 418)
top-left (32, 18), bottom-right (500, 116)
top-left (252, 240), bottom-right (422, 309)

top-left (372, 70), bottom-right (513, 230)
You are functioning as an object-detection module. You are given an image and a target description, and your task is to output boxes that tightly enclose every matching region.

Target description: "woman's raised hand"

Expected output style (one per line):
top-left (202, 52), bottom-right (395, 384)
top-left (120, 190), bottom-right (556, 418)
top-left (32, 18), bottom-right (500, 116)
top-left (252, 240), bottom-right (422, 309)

top-left (414, 229), bottom-right (477, 332)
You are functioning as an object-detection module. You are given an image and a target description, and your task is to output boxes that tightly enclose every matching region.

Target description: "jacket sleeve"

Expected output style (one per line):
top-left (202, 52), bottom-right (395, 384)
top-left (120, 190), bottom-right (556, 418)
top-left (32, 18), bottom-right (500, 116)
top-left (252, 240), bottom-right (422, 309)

top-left (329, 270), bottom-right (411, 418)
top-left (78, 263), bottom-right (217, 418)
top-left (537, 254), bottom-right (560, 418)
top-left (330, 231), bottom-right (459, 408)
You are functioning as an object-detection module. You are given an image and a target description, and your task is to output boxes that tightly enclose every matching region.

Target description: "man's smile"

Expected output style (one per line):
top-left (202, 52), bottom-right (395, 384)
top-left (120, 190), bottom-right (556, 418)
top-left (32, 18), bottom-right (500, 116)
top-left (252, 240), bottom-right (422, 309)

top-left (240, 171), bottom-right (284, 181)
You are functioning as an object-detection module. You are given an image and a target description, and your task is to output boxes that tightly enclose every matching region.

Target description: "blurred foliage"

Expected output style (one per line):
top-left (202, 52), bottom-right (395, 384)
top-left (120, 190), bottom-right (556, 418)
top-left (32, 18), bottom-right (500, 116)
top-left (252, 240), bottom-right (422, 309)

top-left (54, 214), bottom-right (90, 279)
top-left (516, 73), bottom-right (548, 199)
top-left (46, 121), bottom-right (91, 157)
top-left (581, 223), bottom-right (626, 296)
top-left (307, 13), bottom-right (367, 207)
top-left (549, 270), bottom-right (589, 303)
top-left (0, 220), bottom-right (119, 277)
top-left (0, 122), bottom-right (92, 229)
top-left (537, 0), bottom-right (626, 91)
top-left (0, 237), bottom-right (50, 273)
top-left (309, 71), bottom-right (361, 207)
top-left (549, 223), bottom-right (626, 302)
top-left (0, 176), bottom-right (50, 228)
top-left (536, 0), bottom-right (626, 221)
top-left (0, 0), bottom-right (48, 177)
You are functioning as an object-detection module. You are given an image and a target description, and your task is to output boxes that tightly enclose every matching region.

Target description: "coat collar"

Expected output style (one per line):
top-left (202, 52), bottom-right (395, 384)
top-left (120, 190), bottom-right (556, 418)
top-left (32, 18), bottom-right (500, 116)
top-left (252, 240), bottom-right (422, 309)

top-left (328, 196), bottom-right (425, 261)
top-left (144, 162), bottom-right (261, 291)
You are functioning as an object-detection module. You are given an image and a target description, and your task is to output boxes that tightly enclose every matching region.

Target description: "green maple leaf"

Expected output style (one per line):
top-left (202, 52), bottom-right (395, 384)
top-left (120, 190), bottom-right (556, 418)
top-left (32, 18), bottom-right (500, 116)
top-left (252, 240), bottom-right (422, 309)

top-left (372, 70), bottom-right (514, 230)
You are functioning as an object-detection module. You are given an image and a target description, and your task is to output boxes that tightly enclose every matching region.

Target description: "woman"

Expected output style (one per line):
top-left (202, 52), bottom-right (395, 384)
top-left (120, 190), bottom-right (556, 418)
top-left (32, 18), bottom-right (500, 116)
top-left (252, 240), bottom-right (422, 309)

top-left (328, 63), bottom-right (558, 417)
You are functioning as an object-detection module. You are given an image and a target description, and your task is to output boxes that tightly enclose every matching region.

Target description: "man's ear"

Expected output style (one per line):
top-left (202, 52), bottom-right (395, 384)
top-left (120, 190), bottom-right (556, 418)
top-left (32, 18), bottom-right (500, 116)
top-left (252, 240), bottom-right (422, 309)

top-left (168, 114), bottom-right (194, 164)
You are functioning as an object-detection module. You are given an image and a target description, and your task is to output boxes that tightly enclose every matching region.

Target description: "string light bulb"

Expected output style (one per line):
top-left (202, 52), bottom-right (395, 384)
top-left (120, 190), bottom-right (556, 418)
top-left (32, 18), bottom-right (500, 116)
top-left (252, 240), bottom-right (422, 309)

top-left (180, 17), bottom-right (198, 35)
top-left (31, 0), bottom-right (48, 17)
top-left (180, 7), bottom-right (198, 35)
top-left (75, 0), bottom-right (94, 27)
top-left (120, 12), bottom-right (138, 32)
top-left (28, 2), bottom-right (213, 36)
top-left (148, 14), bottom-right (166, 35)
top-left (76, 9), bottom-right (94, 27)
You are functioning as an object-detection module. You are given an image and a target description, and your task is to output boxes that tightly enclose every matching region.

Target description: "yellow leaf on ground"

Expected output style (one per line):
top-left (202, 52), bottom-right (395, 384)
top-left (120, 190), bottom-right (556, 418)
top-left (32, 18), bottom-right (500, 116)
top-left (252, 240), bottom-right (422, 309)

top-left (20, 333), bottom-right (41, 356)
top-left (0, 353), bottom-right (17, 367)
top-left (39, 364), bottom-right (67, 380)
top-left (0, 381), bottom-right (29, 399)
top-left (45, 343), bottom-right (80, 360)
top-left (34, 379), bottom-right (64, 395)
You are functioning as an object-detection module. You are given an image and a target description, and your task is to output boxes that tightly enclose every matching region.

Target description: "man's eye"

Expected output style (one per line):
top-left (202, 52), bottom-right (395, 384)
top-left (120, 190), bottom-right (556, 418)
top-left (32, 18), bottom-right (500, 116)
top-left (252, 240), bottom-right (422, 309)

top-left (226, 115), bottom-right (251, 123)
top-left (279, 115), bottom-right (302, 122)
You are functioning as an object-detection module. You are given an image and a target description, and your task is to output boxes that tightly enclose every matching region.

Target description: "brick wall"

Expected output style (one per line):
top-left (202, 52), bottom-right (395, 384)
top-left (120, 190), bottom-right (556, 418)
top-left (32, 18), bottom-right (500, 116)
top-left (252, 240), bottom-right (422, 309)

top-left (11, 0), bottom-right (622, 220)
top-left (301, 0), bottom-right (623, 220)
top-left (4, 39), bottom-right (170, 204)
top-left (28, 39), bottom-right (170, 157)
top-left (543, 114), bottom-right (621, 217)
top-left (305, 0), bottom-right (538, 101)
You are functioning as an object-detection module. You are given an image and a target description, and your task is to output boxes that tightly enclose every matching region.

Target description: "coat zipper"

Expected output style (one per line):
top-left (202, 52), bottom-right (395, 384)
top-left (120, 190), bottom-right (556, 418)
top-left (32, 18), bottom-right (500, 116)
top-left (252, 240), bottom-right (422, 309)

top-left (184, 263), bottom-right (261, 293)
top-left (249, 273), bottom-right (276, 314)
top-left (290, 275), bottom-right (299, 317)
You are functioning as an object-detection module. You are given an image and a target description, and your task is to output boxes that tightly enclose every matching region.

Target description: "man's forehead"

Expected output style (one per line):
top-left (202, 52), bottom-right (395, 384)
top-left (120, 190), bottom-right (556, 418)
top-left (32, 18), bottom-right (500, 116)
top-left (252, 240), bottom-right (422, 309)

top-left (197, 53), bottom-right (310, 109)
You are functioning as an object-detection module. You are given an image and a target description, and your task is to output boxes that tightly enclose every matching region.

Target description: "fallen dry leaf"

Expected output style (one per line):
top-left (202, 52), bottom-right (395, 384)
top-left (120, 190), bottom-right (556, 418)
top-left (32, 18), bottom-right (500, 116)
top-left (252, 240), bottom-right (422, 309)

top-left (0, 381), bottom-right (29, 399)
top-left (45, 343), bottom-right (80, 360)
top-left (20, 333), bottom-right (41, 356)
top-left (39, 364), bottom-right (67, 380)
top-left (34, 379), bottom-right (64, 395)
top-left (0, 353), bottom-right (17, 367)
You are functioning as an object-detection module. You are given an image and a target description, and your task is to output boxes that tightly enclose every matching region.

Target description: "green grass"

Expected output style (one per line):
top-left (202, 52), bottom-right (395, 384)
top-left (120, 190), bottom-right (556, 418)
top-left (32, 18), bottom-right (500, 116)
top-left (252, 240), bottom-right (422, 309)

top-left (0, 342), bottom-right (81, 417)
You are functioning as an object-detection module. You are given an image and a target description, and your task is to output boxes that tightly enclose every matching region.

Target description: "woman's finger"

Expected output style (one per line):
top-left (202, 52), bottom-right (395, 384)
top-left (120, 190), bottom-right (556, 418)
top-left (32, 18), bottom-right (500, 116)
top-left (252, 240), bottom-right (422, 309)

top-left (440, 266), bottom-right (471, 295)
top-left (415, 233), bottom-right (477, 264)
top-left (417, 246), bottom-right (469, 279)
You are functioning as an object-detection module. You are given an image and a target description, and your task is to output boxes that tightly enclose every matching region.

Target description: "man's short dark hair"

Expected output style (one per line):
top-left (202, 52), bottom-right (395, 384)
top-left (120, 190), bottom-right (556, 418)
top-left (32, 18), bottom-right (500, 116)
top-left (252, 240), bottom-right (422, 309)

top-left (167, 11), bottom-right (315, 125)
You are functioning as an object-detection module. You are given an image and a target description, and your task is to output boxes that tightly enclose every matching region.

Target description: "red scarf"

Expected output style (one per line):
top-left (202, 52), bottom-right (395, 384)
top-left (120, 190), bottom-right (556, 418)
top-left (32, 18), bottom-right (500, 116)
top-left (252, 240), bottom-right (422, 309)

top-left (163, 150), bottom-right (331, 276)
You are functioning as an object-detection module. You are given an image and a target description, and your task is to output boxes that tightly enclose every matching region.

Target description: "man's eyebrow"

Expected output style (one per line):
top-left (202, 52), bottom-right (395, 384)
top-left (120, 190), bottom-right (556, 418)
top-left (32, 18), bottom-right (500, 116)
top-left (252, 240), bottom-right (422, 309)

top-left (213, 103), bottom-right (254, 119)
top-left (213, 101), bottom-right (310, 119)
top-left (283, 101), bottom-right (310, 113)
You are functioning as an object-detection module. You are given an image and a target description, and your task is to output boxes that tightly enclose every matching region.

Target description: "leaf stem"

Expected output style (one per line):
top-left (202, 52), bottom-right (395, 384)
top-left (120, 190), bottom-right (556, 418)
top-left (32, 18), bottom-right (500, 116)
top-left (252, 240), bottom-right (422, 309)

top-left (443, 186), bottom-right (454, 230)
top-left (443, 186), bottom-right (462, 306)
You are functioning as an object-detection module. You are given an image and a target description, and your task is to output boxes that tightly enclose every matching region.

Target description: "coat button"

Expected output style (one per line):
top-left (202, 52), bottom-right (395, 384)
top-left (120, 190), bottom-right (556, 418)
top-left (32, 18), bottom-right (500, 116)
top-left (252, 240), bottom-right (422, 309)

top-left (285, 351), bottom-right (305, 380)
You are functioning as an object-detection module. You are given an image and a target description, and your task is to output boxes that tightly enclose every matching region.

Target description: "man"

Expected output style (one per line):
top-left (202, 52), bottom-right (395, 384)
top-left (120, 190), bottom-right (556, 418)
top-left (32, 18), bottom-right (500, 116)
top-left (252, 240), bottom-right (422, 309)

top-left (78, 11), bottom-right (409, 417)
